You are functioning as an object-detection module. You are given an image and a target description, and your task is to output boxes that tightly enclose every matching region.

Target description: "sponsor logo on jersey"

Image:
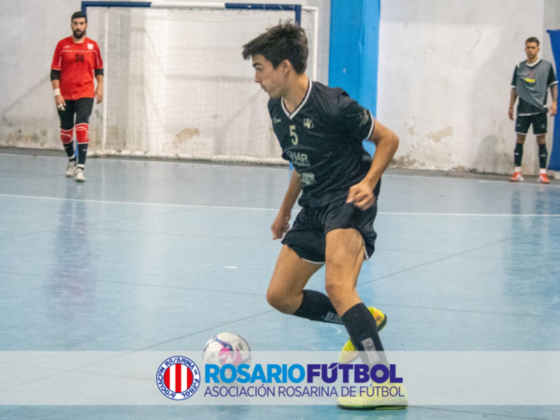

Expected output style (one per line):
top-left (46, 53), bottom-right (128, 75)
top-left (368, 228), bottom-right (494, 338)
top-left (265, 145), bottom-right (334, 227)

top-left (303, 118), bottom-right (314, 129)
top-left (156, 356), bottom-right (200, 400)
top-left (286, 151), bottom-right (310, 168)
top-left (273, 117), bottom-right (282, 124)
top-left (88, 43), bottom-right (94, 50)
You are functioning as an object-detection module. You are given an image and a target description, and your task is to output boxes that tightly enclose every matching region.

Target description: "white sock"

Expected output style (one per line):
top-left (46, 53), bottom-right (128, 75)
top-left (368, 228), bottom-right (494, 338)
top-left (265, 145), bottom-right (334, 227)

top-left (540, 169), bottom-right (546, 174)
top-left (515, 167), bottom-right (522, 173)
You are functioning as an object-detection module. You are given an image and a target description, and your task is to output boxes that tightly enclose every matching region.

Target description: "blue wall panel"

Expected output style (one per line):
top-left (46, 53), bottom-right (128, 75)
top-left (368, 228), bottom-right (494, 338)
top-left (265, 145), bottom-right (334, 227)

top-left (547, 30), bottom-right (560, 171)
top-left (329, 0), bottom-right (380, 156)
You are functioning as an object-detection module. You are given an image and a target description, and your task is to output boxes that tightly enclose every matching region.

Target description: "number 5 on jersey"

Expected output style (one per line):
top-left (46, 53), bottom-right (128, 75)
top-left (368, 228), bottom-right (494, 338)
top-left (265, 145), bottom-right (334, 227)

top-left (290, 125), bottom-right (298, 145)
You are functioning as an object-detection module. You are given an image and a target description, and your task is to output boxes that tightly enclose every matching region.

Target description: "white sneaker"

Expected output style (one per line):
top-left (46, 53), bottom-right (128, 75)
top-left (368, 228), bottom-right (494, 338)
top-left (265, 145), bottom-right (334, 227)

top-left (75, 166), bottom-right (86, 182)
top-left (65, 161), bottom-right (76, 177)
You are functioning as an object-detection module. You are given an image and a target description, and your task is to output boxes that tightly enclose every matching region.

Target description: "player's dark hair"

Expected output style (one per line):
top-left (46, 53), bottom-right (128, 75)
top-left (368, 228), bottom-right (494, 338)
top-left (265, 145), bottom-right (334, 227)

top-left (242, 21), bottom-right (308, 74)
top-left (71, 11), bottom-right (87, 23)
top-left (526, 37), bottom-right (539, 46)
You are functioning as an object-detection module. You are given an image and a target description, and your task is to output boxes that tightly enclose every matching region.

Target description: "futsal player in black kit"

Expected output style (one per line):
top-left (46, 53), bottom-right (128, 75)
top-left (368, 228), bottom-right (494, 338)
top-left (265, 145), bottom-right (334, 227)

top-left (243, 22), bottom-right (407, 409)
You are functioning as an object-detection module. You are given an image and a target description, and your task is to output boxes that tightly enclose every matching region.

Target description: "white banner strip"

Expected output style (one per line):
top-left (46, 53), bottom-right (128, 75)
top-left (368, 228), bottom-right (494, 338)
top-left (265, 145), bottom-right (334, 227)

top-left (0, 352), bottom-right (558, 405)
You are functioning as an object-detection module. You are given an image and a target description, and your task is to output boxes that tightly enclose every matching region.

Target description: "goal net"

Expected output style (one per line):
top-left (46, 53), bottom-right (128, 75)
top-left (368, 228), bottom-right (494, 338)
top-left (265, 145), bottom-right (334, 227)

top-left (84, 2), bottom-right (318, 164)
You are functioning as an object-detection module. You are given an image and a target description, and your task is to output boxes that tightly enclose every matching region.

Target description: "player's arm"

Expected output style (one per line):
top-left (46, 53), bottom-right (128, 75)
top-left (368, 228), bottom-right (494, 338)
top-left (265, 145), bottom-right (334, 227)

top-left (508, 88), bottom-right (517, 120)
top-left (94, 44), bottom-right (104, 104)
top-left (50, 42), bottom-right (65, 110)
top-left (509, 66), bottom-right (518, 120)
top-left (271, 171), bottom-right (302, 240)
top-left (50, 76), bottom-right (65, 110)
top-left (549, 83), bottom-right (557, 117)
top-left (347, 121), bottom-right (399, 210)
top-left (95, 73), bottom-right (104, 104)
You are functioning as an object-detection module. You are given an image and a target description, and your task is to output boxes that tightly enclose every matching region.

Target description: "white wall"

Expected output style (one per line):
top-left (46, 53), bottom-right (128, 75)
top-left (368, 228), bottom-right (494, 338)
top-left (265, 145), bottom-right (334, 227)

top-left (378, 0), bottom-right (560, 175)
top-left (0, 0), bottom-right (83, 150)
top-left (3, 0), bottom-right (559, 175)
top-left (0, 0), bottom-right (330, 153)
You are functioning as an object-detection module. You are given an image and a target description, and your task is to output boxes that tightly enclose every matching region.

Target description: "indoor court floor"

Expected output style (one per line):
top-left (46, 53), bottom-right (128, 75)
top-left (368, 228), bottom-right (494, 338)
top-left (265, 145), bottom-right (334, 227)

top-left (1, 149), bottom-right (559, 420)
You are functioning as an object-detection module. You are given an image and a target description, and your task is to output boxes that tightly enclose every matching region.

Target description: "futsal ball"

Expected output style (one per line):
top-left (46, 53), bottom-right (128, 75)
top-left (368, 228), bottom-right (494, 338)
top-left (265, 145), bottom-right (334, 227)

top-left (202, 332), bottom-right (252, 367)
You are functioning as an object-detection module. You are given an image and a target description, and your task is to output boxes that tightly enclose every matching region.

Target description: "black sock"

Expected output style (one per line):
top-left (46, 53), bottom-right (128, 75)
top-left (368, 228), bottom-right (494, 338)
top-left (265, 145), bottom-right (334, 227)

top-left (514, 142), bottom-right (524, 167)
top-left (293, 290), bottom-right (342, 324)
top-left (78, 143), bottom-right (88, 166)
top-left (539, 144), bottom-right (548, 169)
top-left (63, 143), bottom-right (76, 161)
top-left (341, 303), bottom-right (387, 366)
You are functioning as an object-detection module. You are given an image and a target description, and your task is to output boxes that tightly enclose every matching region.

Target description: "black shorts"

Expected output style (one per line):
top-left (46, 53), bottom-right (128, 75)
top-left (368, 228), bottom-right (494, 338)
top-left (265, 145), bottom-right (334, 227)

top-left (516, 113), bottom-right (547, 135)
top-left (58, 98), bottom-right (94, 130)
top-left (282, 199), bottom-right (377, 264)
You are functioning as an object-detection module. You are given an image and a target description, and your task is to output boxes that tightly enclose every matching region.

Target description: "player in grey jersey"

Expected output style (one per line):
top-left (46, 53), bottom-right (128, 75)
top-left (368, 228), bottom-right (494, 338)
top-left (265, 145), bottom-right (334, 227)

top-left (509, 37), bottom-right (557, 183)
top-left (243, 22), bottom-right (406, 410)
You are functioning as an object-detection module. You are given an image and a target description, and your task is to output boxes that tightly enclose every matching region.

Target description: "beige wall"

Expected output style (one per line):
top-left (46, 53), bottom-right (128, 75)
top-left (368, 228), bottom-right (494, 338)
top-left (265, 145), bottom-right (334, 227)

top-left (0, 0), bottom-right (330, 153)
top-left (378, 0), bottom-right (560, 175)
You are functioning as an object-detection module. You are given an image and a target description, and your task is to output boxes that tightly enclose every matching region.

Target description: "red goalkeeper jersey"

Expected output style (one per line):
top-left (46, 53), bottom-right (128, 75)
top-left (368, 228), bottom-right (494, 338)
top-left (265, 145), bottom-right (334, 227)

top-left (51, 37), bottom-right (103, 100)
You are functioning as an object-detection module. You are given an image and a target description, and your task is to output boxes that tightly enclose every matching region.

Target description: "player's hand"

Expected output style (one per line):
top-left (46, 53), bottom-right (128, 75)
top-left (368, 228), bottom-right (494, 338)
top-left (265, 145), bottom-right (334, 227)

top-left (271, 212), bottom-right (290, 240)
top-left (508, 107), bottom-right (514, 121)
top-left (347, 181), bottom-right (376, 210)
top-left (550, 103), bottom-right (557, 117)
top-left (55, 95), bottom-right (66, 111)
top-left (96, 88), bottom-right (103, 104)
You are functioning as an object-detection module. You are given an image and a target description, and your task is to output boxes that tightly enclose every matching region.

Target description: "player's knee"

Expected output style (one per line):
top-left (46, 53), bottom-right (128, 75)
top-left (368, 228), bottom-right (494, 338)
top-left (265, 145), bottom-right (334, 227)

top-left (266, 288), bottom-right (287, 312)
top-left (324, 281), bottom-right (346, 307)
top-left (75, 123), bottom-right (89, 144)
top-left (266, 287), bottom-right (295, 314)
top-left (60, 128), bottom-right (73, 144)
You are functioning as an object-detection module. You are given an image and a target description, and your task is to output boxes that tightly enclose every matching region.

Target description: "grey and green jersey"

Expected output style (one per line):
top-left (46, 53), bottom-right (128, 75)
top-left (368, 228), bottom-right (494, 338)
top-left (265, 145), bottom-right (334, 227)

top-left (511, 59), bottom-right (557, 115)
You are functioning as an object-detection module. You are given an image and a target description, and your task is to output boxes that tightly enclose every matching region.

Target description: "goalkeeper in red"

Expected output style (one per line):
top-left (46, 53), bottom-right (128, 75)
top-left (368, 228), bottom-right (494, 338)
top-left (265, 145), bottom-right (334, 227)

top-left (50, 11), bottom-right (103, 182)
top-left (243, 22), bottom-right (406, 410)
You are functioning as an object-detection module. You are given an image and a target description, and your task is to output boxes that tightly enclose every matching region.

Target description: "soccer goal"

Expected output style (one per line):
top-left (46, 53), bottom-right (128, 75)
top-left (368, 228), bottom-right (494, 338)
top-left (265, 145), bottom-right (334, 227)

top-left (82, 1), bottom-right (318, 164)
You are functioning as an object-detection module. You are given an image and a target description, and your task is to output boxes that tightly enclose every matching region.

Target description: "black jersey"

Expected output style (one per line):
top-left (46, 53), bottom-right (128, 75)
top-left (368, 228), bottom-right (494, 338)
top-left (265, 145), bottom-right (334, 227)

top-left (268, 81), bottom-right (379, 207)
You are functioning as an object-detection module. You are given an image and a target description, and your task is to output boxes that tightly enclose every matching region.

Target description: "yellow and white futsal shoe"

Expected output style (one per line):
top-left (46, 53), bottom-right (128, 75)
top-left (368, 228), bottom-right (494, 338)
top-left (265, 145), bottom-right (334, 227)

top-left (337, 381), bottom-right (408, 410)
top-left (338, 307), bottom-right (387, 364)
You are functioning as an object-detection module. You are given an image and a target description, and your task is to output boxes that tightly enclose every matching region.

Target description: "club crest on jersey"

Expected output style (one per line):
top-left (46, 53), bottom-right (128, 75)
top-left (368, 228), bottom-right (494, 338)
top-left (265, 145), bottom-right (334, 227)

top-left (87, 43), bottom-right (94, 50)
top-left (300, 172), bottom-right (316, 187)
top-left (359, 110), bottom-right (370, 128)
top-left (303, 118), bottom-right (314, 129)
top-left (156, 356), bottom-right (200, 400)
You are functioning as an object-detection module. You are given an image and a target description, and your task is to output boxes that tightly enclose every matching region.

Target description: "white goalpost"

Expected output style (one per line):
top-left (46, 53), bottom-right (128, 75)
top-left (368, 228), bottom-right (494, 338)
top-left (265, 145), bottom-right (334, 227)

top-left (83, 1), bottom-right (319, 164)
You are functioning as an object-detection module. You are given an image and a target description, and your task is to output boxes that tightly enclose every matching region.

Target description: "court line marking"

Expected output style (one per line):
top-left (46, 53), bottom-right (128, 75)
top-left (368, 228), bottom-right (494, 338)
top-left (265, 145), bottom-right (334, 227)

top-left (373, 302), bottom-right (553, 318)
top-left (382, 172), bottom-right (560, 187)
top-left (378, 212), bottom-right (560, 217)
top-left (0, 152), bottom-right (288, 170)
top-left (3, 152), bottom-right (559, 187)
top-left (2, 193), bottom-right (560, 217)
top-left (0, 269), bottom-right (265, 298)
top-left (0, 193), bottom-right (277, 212)
top-left (411, 406), bottom-right (552, 420)
top-left (359, 237), bottom-right (511, 286)
top-left (0, 308), bottom-right (276, 394)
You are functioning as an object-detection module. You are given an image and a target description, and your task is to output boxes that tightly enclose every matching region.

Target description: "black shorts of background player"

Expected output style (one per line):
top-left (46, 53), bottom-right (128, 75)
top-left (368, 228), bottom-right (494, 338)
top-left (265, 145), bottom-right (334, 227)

top-left (242, 22), bottom-right (406, 409)
top-left (508, 37), bottom-right (557, 183)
